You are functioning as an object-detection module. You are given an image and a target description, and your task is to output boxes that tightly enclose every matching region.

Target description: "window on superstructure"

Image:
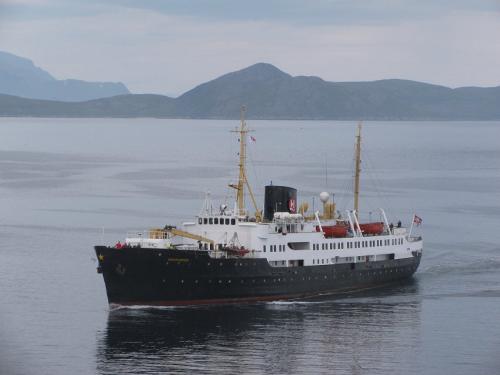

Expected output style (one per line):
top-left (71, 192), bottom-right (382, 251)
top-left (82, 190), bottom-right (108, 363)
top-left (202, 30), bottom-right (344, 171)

top-left (231, 218), bottom-right (236, 225)
top-left (203, 218), bottom-right (208, 224)
top-left (209, 218), bottom-right (213, 224)
top-left (214, 218), bottom-right (219, 224)
top-left (220, 218), bottom-right (224, 225)
top-left (263, 245), bottom-right (266, 252)
top-left (333, 243), bottom-right (336, 250)
top-left (198, 218), bottom-right (202, 224)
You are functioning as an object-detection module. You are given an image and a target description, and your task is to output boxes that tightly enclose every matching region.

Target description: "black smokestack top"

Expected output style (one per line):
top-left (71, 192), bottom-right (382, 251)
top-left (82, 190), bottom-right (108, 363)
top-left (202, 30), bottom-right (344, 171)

top-left (264, 185), bottom-right (297, 221)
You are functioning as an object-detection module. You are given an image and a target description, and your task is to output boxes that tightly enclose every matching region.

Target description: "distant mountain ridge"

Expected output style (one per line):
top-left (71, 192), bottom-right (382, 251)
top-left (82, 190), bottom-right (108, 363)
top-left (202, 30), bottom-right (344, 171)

top-left (1, 59), bottom-right (499, 119)
top-left (0, 51), bottom-right (129, 101)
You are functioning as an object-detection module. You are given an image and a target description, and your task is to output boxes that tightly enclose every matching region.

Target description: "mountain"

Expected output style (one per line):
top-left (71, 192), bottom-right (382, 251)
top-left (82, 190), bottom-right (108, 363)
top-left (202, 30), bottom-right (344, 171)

top-left (1, 61), bottom-right (499, 119)
top-left (0, 93), bottom-right (174, 117)
top-left (0, 51), bottom-right (129, 101)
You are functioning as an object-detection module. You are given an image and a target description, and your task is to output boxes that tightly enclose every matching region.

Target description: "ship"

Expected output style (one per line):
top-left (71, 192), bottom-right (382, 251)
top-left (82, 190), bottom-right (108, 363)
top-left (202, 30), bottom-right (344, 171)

top-left (95, 108), bottom-right (423, 306)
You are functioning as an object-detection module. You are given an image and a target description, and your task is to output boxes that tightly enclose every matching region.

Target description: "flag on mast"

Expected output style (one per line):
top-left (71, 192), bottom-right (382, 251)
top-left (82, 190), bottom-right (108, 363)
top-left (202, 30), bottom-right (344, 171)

top-left (250, 136), bottom-right (256, 142)
top-left (413, 215), bottom-right (422, 226)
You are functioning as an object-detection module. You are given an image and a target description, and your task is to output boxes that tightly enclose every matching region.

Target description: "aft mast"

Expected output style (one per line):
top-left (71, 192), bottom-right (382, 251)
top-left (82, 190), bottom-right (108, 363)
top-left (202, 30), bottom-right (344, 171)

top-left (229, 106), bottom-right (261, 221)
top-left (354, 122), bottom-right (362, 216)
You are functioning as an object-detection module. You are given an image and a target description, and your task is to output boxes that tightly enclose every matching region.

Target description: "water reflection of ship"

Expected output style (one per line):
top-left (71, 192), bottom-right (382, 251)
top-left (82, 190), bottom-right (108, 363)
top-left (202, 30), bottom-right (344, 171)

top-left (96, 280), bottom-right (421, 374)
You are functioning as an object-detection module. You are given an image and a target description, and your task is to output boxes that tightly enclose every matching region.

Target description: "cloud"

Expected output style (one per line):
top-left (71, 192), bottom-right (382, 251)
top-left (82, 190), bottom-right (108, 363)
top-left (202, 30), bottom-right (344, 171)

top-left (0, 2), bottom-right (499, 95)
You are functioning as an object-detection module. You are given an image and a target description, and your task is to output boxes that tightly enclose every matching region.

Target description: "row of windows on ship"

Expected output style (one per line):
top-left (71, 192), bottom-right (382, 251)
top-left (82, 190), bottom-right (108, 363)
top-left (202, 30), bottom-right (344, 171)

top-left (198, 217), bottom-right (237, 226)
top-left (263, 237), bottom-right (404, 252)
top-left (268, 255), bottom-right (379, 267)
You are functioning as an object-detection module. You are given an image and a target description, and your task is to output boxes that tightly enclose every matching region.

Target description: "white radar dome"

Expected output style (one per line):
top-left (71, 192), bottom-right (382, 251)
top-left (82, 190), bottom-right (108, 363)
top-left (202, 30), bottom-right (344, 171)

top-left (319, 191), bottom-right (330, 203)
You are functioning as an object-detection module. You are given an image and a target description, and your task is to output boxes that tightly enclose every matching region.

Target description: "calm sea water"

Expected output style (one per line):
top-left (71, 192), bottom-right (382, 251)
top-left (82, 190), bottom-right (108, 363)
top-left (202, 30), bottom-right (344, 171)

top-left (0, 119), bottom-right (499, 375)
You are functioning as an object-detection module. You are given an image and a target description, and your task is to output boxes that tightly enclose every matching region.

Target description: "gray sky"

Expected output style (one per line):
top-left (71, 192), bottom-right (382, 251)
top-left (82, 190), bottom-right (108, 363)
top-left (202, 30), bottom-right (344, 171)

top-left (1, 0), bottom-right (499, 96)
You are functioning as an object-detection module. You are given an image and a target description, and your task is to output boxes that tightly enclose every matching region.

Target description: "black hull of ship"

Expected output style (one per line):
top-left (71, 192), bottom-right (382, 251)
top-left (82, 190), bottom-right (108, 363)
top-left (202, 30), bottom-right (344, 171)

top-left (95, 246), bottom-right (422, 306)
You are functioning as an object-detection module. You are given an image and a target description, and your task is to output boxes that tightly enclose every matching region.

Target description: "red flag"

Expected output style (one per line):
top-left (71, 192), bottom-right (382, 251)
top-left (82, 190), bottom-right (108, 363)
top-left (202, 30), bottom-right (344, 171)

top-left (250, 136), bottom-right (256, 142)
top-left (413, 215), bottom-right (422, 226)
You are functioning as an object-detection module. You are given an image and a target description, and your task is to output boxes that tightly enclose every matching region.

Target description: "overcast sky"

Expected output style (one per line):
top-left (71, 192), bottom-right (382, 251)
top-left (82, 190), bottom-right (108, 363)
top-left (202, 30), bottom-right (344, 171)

top-left (1, 0), bottom-right (499, 96)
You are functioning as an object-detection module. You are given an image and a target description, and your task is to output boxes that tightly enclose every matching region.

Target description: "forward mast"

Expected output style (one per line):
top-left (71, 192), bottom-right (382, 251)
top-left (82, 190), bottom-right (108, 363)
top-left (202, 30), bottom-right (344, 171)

top-left (229, 106), bottom-right (261, 221)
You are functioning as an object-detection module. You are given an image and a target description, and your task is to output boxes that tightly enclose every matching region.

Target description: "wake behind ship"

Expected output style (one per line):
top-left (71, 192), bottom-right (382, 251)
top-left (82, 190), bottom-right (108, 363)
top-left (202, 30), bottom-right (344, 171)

top-left (95, 109), bottom-right (423, 306)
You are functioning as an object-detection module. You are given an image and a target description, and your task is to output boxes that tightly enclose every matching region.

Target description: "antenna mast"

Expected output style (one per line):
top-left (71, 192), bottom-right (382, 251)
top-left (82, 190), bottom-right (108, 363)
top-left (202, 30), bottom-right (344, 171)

top-left (354, 122), bottom-right (362, 216)
top-left (229, 106), bottom-right (261, 220)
